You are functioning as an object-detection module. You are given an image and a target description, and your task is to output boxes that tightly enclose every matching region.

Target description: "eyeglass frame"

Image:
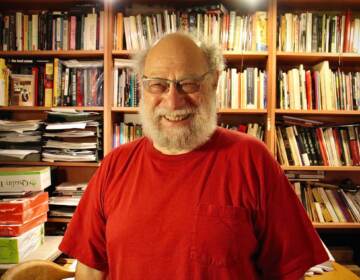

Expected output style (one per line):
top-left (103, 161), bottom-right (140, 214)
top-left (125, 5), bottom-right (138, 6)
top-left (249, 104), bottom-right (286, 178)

top-left (141, 70), bottom-right (213, 95)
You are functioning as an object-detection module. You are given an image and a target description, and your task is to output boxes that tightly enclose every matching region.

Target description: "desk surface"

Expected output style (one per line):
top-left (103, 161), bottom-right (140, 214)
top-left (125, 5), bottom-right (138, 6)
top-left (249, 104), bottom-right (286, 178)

top-left (306, 262), bottom-right (360, 280)
top-left (0, 236), bottom-right (63, 271)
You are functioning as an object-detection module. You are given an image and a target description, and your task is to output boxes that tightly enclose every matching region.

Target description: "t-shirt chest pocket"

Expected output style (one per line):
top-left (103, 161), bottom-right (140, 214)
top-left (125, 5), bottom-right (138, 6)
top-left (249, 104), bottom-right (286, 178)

top-left (190, 204), bottom-right (256, 267)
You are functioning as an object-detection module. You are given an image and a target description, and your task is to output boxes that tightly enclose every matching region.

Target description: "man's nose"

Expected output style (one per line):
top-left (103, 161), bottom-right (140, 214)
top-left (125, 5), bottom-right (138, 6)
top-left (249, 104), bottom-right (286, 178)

top-left (164, 83), bottom-right (186, 110)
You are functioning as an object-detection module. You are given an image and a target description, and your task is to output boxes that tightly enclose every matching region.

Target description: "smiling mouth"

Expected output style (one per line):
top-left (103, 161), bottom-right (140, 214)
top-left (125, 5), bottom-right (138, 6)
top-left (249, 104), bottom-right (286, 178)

top-left (163, 114), bottom-right (191, 122)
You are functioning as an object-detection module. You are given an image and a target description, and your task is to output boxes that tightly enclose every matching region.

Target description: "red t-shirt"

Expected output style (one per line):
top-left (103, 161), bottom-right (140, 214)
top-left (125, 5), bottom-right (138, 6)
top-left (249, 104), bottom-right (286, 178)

top-left (59, 127), bottom-right (328, 280)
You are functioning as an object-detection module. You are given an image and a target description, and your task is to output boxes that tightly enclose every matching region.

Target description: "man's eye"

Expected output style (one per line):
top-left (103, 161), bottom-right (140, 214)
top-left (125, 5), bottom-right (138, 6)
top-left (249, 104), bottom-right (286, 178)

top-left (149, 82), bottom-right (168, 92)
top-left (180, 81), bottom-right (199, 92)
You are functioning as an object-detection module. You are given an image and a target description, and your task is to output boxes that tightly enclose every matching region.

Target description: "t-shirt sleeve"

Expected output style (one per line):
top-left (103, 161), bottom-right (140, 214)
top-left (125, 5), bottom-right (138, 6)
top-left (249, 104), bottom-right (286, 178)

top-left (254, 148), bottom-right (329, 280)
top-left (59, 154), bottom-right (113, 272)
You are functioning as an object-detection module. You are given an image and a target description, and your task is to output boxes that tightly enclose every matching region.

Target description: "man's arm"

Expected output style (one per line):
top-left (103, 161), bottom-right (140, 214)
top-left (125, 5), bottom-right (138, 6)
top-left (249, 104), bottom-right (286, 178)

top-left (75, 261), bottom-right (106, 280)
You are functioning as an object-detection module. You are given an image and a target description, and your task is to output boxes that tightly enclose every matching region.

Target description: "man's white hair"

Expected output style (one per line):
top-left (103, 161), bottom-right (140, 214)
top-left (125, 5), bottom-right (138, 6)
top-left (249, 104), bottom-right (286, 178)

top-left (132, 31), bottom-right (225, 76)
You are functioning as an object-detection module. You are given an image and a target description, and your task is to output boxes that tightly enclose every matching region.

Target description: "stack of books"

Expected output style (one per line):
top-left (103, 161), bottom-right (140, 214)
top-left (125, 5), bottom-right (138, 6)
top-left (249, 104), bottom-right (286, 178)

top-left (42, 109), bottom-right (102, 162)
top-left (0, 119), bottom-right (43, 162)
top-left (0, 166), bottom-right (51, 264)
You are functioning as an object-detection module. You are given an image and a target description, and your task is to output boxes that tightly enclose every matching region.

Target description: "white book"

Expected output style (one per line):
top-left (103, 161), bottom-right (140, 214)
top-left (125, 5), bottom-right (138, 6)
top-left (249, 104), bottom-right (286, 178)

top-left (63, 16), bottom-right (69, 50)
top-left (113, 68), bottom-right (119, 106)
top-left (31, 14), bottom-right (38, 50)
top-left (305, 12), bottom-right (312, 52)
top-left (16, 12), bottom-right (23, 51)
top-left (99, 11), bottom-right (105, 50)
top-left (230, 68), bottom-right (238, 109)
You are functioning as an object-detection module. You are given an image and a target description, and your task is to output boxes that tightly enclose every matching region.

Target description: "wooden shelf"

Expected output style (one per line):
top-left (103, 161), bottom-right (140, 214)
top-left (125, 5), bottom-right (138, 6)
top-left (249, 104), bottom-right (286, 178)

top-left (0, 106), bottom-right (104, 111)
top-left (47, 217), bottom-right (72, 223)
top-left (112, 107), bottom-right (139, 113)
top-left (113, 50), bottom-right (268, 62)
top-left (313, 223), bottom-right (360, 229)
top-left (275, 109), bottom-right (360, 116)
top-left (277, 0), bottom-right (360, 10)
top-left (277, 51), bottom-right (360, 64)
top-left (0, 50), bottom-right (104, 58)
top-left (282, 166), bottom-right (360, 171)
top-left (0, 161), bottom-right (100, 167)
top-left (218, 108), bottom-right (267, 114)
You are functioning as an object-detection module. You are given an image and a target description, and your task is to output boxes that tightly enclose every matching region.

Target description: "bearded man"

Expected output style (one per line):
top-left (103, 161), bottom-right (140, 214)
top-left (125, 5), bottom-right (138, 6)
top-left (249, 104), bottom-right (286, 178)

top-left (59, 32), bottom-right (328, 280)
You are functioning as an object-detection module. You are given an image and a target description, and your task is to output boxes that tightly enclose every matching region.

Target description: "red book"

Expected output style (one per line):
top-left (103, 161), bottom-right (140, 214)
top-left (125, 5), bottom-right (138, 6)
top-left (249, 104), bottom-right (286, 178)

top-left (332, 128), bottom-right (343, 164)
top-left (312, 71), bottom-right (320, 110)
top-left (315, 128), bottom-right (329, 166)
top-left (348, 126), bottom-right (360, 165)
top-left (0, 213), bottom-right (47, 237)
top-left (76, 69), bottom-right (83, 106)
top-left (237, 124), bottom-right (247, 133)
top-left (343, 10), bottom-right (351, 52)
top-left (305, 70), bottom-right (312, 110)
top-left (32, 66), bottom-right (39, 106)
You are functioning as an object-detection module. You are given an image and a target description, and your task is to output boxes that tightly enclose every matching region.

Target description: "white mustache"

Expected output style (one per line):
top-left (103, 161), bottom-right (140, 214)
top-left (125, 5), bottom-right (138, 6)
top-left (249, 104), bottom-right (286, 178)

top-left (154, 107), bottom-right (197, 118)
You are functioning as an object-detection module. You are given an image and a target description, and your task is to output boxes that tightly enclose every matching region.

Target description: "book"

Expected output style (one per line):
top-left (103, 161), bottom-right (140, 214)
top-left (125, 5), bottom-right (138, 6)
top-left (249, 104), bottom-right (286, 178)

top-left (9, 74), bottom-right (35, 106)
top-left (0, 167), bottom-right (51, 192)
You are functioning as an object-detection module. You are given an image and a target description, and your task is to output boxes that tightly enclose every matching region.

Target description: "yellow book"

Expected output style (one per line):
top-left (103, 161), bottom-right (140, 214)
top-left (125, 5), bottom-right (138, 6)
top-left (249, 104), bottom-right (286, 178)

top-left (0, 58), bottom-right (10, 106)
top-left (44, 62), bottom-right (54, 107)
top-left (52, 58), bottom-right (60, 106)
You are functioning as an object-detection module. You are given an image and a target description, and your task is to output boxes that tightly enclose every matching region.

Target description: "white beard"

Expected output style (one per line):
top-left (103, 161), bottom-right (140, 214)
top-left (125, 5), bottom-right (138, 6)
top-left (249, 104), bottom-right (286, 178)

top-left (139, 92), bottom-right (217, 153)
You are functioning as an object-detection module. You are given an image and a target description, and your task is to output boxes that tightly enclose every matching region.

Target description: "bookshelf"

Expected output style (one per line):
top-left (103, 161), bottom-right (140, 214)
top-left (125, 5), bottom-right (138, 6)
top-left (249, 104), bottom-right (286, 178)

top-left (0, 0), bottom-right (359, 260)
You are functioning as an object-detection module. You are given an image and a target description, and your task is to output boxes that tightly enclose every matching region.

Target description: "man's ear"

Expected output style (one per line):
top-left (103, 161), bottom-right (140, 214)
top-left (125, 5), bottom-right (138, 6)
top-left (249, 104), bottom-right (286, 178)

top-left (211, 71), bottom-right (220, 90)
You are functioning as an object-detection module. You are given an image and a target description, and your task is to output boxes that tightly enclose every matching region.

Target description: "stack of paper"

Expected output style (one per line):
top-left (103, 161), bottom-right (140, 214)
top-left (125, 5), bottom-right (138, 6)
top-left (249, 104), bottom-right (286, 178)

top-left (49, 182), bottom-right (87, 218)
top-left (42, 110), bottom-right (102, 162)
top-left (0, 120), bottom-right (43, 161)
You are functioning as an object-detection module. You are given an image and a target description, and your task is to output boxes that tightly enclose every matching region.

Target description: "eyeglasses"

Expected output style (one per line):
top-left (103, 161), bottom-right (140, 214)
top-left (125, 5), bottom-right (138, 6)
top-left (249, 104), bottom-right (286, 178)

top-left (142, 71), bottom-right (212, 94)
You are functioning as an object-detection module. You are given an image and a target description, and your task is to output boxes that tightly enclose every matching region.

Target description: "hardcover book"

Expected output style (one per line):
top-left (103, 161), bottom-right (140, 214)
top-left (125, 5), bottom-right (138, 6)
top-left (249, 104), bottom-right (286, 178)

top-left (9, 74), bottom-right (35, 106)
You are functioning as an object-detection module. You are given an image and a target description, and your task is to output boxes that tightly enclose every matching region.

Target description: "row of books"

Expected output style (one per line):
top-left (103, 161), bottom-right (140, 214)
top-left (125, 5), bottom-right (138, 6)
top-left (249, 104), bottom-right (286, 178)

top-left (278, 11), bottom-right (360, 53)
top-left (0, 166), bottom-right (51, 263)
top-left (220, 122), bottom-right (264, 141)
top-left (217, 67), bottom-right (267, 109)
top-left (276, 124), bottom-right (360, 167)
top-left (115, 4), bottom-right (267, 51)
top-left (292, 181), bottom-right (360, 223)
top-left (278, 62), bottom-right (360, 110)
top-left (113, 122), bottom-right (265, 148)
top-left (113, 122), bottom-right (143, 148)
top-left (0, 111), bottom-right (103, 162)
top-left (0, 58), bottom-right (104, 107)
top-left (113, 59), bottom-right (139, 107)
top-left (0, 6), bottom-right (104, 51)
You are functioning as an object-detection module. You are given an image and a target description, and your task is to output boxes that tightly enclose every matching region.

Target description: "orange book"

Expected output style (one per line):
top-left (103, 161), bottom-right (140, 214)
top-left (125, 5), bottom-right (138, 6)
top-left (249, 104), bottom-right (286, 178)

top-left (116, 12), bottom-right (124, 50)
top-left (305, 70), bottom-right (312, 109)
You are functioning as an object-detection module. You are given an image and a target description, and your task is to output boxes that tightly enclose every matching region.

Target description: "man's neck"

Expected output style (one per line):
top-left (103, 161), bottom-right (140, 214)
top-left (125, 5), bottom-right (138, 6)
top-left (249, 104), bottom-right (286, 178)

top-left (153, 143), bottom-right (193, 155)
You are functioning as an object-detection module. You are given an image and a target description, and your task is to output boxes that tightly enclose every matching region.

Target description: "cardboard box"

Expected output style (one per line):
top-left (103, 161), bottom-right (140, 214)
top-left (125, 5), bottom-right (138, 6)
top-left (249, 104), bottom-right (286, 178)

top-left (0, 223), bottom-right (45, 263)
top-left (0, 167), bottom-right (51, 192)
